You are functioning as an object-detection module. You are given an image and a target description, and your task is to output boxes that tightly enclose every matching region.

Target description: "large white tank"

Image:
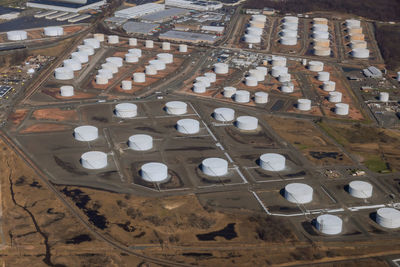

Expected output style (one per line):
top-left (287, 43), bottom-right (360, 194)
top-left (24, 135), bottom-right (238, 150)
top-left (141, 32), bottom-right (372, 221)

top-left (352, 48), bottom-right (370, 58)
top-left (379, 92), bottom-right (389, 102)
top-left (83, 38), bottom-right (100, 49)
top-left (348, 180), bottom-right (373, 198)
top-left (108, 35), bottom-right (119, 44)
top-left (259, 153), bottom-right (285, 171)
top-left (193, 82), bottom-right (206, 93)
top-left (141, 162), bottom-right (168, 183)
top-left (55, 67), bottom-right (73, 80)
top-left (133, 72), bottom-right (146, 83)
top-left (376, 208), bottom-right (400, 228)
top-left (329, 91), bottom-right (342, 103)
top-left (335, 103), bottom-right (349, 115)
top-left (280, 37), bottom-right (297, 45)
top-left (129, 37), bottom-right (137, 46)
top-left (78, 45), bottom-right (94, 56)
top-left (128, 48), bottom-right (142, 58)
top-left (250, 20), bottom-right (265, 29)
top-left (96, 75), bottom-right (108, 85)
top-left (44, 26), bottom-right (63, 36)
top-left (308, 61), bottom-right (324, 72)
top-left (74, 125), bottom-right (98, 141)
top-left (280, 29), bottom-right (297, 38)
top-left (166, 101), bottom-right (187, 115)
top-left (145, 65), bottom-right (157, 75)
top-left (256, 66), bottom-right (268, 76)
top-left (350, 40), bottom-right (367, 49)
top-left (278, 73), bottom-right (291, 83)
top-left (282, 22), bottom-right (298, 31)
top-left (176, 119), bottom-right (200, 134)
top-left (244, 34), bottom-right (261, 44)
top-left (271, 56), bottom-right (287, 67)
top-left (236, 116), bottom-right (258, 130)
top-left (281, 82), bottom-right (294, 93)
top-left (317, 71), bottom-right (330, 82)
top-left (245, 76), bottom-right (258, 87)
top-left (316, 214), bottom-right (343, 235)
top-left (235, 90), bottom-right (250, 103)
top-left (313, 31), bottom-right (329, 39)
top-left (101, 62), bottom-right (118, 74)
top-left (7, 30), bottom-right (27, 41)
top-left (204, 72), bottom-right (216, 83)
top-left (323, 81), bottom-right (336, 92)
top-left (313, 24), bottom-right (329, 32)
top-left (271, 66), bottom-right (288, 77)
top-left (71, 52), bottom-right (88, 64)
top-left (252, 14), bottom-right (267, 23)
top-left (346, 19), bottom-right (361, 28)
top-left (149, 59), bottom-right (166, 71)
top-left (179, 44), bottom-right (188, 52)
top-left (314, 46), bottom-right (331, 56)
top-left (63, 59), bottom-right (81, 71)
top-left (162, 41), bottom-right (171, 50)
top-left (106, 57), bottom-right (123, 67)
top-left (254, 92), bottom-right (268, 104)
top-left (98, 69), bottom-right (113, 80)
top-left (121, 80), bottom-right (132, 90)
top-left (115, 103), bottom-right (137, 118)
top-left (196, 76), bottom-right (211, 87)
top-left (284, 183), bottom-right (313, 204)
top-left (157, 53), bottom-right (173, 64)
top-left (297, 99), bottom-right (311, 111)
top-left (145, 40), bottom-right (154, 48)
top-left (93, 33), bottom-right (104, 42)
top-left (249, 69), bottom-right (265, 81)
top-left (81, 151), bottom-right (107, 169)
top-left (247, 27), bottom-right (263, 35)
top-left (60, 85), bottom-right (74, 97)
top-left (213, 107), bottom-right (235, 122)
top-left (313, 18), bottom-right (328, 25)
top-left (125, 53), bottom-right (139, 63)
top-left (283, 16), bottom-right (299, 24)
top-left (348, 27), bottom-right (363, 35)
top-left (201, 158), bottom-right (228, 177)
top-left (349, 33), bottom-right (365, 41)
top-left (223, 86), bottom-right (237, 98)
top-left (214, 63), bottom-right (229, 74)
top-left (313, 38), bottom-right (330, 47)
top-left (129, 134), bottom-right (153, 151)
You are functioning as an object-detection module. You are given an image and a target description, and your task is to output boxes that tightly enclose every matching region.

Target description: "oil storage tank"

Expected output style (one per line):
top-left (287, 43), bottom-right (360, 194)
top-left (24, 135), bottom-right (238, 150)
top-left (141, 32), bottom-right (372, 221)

top-left (254, 92), bottom-right (268, 104)
top-left (129, 134), bottom-right (153, 151)
top-left (259, 153), bottom-right (285, 171)
top-left (115, 103), bottom-right (137, 118)
top-left (201, 158), bottom-right (228, 176)
top-left (165, 101), bottom-right (187, 115)
top-left (55, 67), bottom-right (73, 80)
top-left (213, 107), bottom-right (235, 122)
top-left (44, 26), bottom-right (63, 36)
top-left (60, 85), bottom-right (74, 97)
top-left (141, 162), bottom-right (168, 183)
top-left (236, 116), bottom-right (258, 130)
top-left (284, 183), bottom-right (313, 204)
top-left (83, 38), bottom-right (100, 49)
top-left (328, 91), bottom-right (342, 103)
top-left (81, 151), bottom-right (107, 169)
top-left (177, 119), bottom-right (200, 134)
top-left (297, 99), bottom-right (311, 111)
top-left (214, 63), bottom-right (229, 74)
top-left (376, 208), bottom-right (400, 228)
top-left (7, 30), bottom-right (27, 41)
top-left (348, 180), bottom-right (373, 198)
top-left (74, 125), bottom-right (98, 141)
top-left (335, 103), bottom-right (349, 115)
top-left (323, 81), bottom-right (336, 91)
top-left (223, 86), bottom-right (236, 98)
top-left (234, 90), bottom-right (250, 103)
top-left (316, 214), bottom-right (343, 235)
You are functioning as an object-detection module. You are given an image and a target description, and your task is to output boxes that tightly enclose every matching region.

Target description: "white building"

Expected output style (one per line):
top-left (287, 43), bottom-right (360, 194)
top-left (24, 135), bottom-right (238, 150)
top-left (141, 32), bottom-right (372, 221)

top-left (27, 0), bottom-right (105, 12)
top-left (114, 3), bottom-right (165, 19)
top-left (201, 25), bottom-right (224, 33)
top-left (165, 0), bottom-right (222, 11)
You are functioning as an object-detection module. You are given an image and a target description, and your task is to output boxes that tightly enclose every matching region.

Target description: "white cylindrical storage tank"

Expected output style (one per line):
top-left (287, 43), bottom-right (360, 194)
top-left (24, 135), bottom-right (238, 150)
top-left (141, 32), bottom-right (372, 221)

top-left (316, 214), bottom-right (343, 235)
top-left (106, 57), bottom-right (123, 67)
top-left (141, 162), bottom-right (168, 183)
top-left (129, 134), bottom-right (153, 151)
top-left (245, 76), bottom-right (258, 87)
top-left (259, 153), bottom-right (285, 171)
top-left (166, 101), bottom-right (187, 115)
top-left (74, 125), bottom-right (98, 141)
top-left (278, 73), bottom-right (291, 83)
top-left (78, 45), bottom-right (94, 56)
top-left (96, 75), bottom-right (108, 85)
top-left (223, 86), bottom-right (236, 98)
top-left (348, 27), bottom-right (363, 35)
top-left (196, 76), bottom-right (211, 87)
top-left (247, 26), bottom-right (263, 35)
top-left (98, 69), bottom-right (113, 80)
top-left (145, 65), bottom-right (157, 75)
top-left (329, 91), bottom-right (342, 103)
top-left (193, 82), bottom-right (206, 93)
top-left (323, 81), bottom-right (336, 92)
top-left (63, 59), bottom-right (81, 71)
top-left (81, 151), bottom-right (107, 169)
top-left (157, 53), bottom-right (173, 64)
top-left (214, 63), bottom-right (229, 74)
top-left (397, 71), bottom-right (400, 82)
top-left (128, 48), bottom-right (142, 58)
top-left (350, 40), bottom-right (367, 49)
top-left (283, 16), bottom-right (299, 23)
top-left (145, 40), bottom-right (154, 48)
top-left (271, 56), bottom-right (287, 67)
top-left (280, 29), bottom-right (297, 38)
top-left (204, 72), bottom-right (216, 83)
top-left (281, 82), bottom-right (294, 93)
top-left (129, 38), bottom-right (137, 46)
top-left (133, 72), bottom-right (146, 83)
top-left (308, 61), bottom-right (324, 72)
top-left (252, 14), bottom-right (267, 23)
top-left (244, 34), bottom-right (261, 44)
top-left (179, 44), bottom-right (188, 52)
top-left (346, 19), bottom-right (361, 28)
top-left (235, 90), bottom-right (250, 103)
top-left (44, 26), bottom-right (63, 36)
top-left (149, 59), bottom-right (166, 71)
top-left (314, 46), bottom-right (331, 56)
top-left (201, 158), bottom-right (228, 177)
top-left (236, 116), bottom-right (258, 130)
top-left (348, 180), bottom-right (373, 198)
top-left (380, 92), bottom-right (389, 102)
top-left (254, 92), bottom-right (268, 104)
top-left (349, 33), bottom-right (365, 41)
top-left (125, 53), bottom-right (139, 63)
top-left (83, 38), bottom-right (100, 49)
top-left (280, 37), bottom-right (297, 45)
top-left (297, 99), bottom-right (311, 111)
top-left (121, 80), bottom-right (132, 90)
top-left (71, 52), bottom-right (88, 64)
top-left (55, 67), bottom-right (73, 80)
top-left (376, 208), bottom-right (400, 228)
top-left (313, 31), bottom-right (329, 39)
top-left (313, 18), bottom-right (328, 25)
top-left (93, 33), bottom-right (104, 42)
top-left (7, 30), bottom-right (27, 41)
top-left (284, 183), bottom-right (313, 204)
top-left (213, 107), bottom-right (235, 122)
top-left (317, 71), bottom-right (330, 82)
top-left (101, 62), bottom-right (118, 74)
top-left (162, 42), bottom-right (171, 50)
top-left (352, 48), bottom-right (370, 59)
top-left (249, 69), bottom-right (265, 81)
top-left (313, 38), bottom-right (330, 47)
top-left (60, 85), bottom-right (74, 97)
top-left (313, 24), bottom-right (329, 32)
top-left (115, 103), bottom-right (137, 118)
top-left (176, 119), bottom-right (200, 134)
top-left (335, 103), bottom-right (349, 115)
top-left (108, 35), bottom-right (119, 44)
top-left (256, 66), bottom-right (268, 76)
top-left (250, 20), bottom-right (265, 29)
top-left (282, 22), bottom-right (298, 31)
top-left (271, 66), bottom-right (288, 77)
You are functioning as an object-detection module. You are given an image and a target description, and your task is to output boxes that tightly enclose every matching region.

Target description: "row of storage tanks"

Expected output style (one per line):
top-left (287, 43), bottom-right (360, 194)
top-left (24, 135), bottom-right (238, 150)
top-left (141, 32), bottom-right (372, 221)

top-left (311, 18), bottom-right (331, 57)
top-left (345, 19), bottom-right (370, 59)
top-left (6, 26), bottom-right (64, 41)
top-left (243, 14), bottom-right (267, 45)
top-left (279, 16), bottom-right (299, 46)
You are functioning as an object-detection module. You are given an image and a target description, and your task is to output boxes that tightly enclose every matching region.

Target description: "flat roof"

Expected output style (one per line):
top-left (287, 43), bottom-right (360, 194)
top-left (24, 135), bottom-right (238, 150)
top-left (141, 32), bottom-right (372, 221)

top-left (122, 21), bottom-right (159, 34)
top-left (160, 30), bottom-right (218, 43)
top-left (0, 85), bottom-right (12, 97)
top-left (140, 7), bottom-right (189, 22)
top-left (27, 0), bottom-right (102, 8)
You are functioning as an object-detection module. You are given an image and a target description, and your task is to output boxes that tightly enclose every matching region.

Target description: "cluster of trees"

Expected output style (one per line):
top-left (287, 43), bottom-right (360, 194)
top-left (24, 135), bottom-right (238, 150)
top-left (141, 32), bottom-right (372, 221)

top-left (245, 0), bottom-right (400, 22)
top-left (375, 24), bottom-right (400, 71)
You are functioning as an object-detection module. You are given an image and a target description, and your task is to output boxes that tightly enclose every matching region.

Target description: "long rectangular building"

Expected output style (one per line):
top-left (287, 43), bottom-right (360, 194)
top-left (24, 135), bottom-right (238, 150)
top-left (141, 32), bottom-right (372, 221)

top-left (114, 3), bottom-right (165, 19)
top-left (165, 0), bottom-right (222, 11)
top-left (159, 30), bottom-right (219, 44)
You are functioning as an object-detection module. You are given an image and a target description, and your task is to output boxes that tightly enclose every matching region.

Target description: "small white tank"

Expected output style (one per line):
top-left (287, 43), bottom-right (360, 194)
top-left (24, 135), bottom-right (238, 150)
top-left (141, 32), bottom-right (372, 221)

top-left (166, 101), bottom-right (187, 115)
top-left (74, 126), bottom-right (98, 141)
top-left (285, 183), bottom-right (313, 204)
top-left (149, 59), bottom-right (166, 71)
top-left (351, 48), bottom-right (370, 59)
top-left (101, 62), bottom-right (118, 74)
top-left (60, 85), bottom-right (74, 97)
top-left (350, 40), bottom-right (367, 49)
top-left (308, 61), bottom-right (324, 72)
top-left (379, 92), bottom-right (389, 102)
top-left (129, 134), bottom-right (153, 151)
top-left (108, 35), bottom-right (119, 44)
top-left (125, 53), bottom-right (139, 63)
top-left (271, 66), bottom-right (288, 78)
top-left (313, 38), bottom-right (330, 47)
top-left (329, 91), bottom-right (342, 103)
top-left (312, 31), bottom-right (329, 39)
top-left (282, 22), bottom-right (298, 31)
top-left (236, 116), bottom-right (258, 130)
top-left (157, 53), bottom-right (173, 64)
top-left (162, 42), bottom-right (171, 50)
top-left (278, 73), bottom-right (291, 83)
top-left (96, 75), bottom-right (108, 85)
top-left (349, 33), bottom-right (365, 41)
top-left (256, 66), bottom-right (268, 76)
top-left (193, 82), bottom-right (206, 93)
top-left (313, 24), bottom-right (329, 32)
top-left (376, 208), bottom-right (400, 228)
top-left (348, 180), bottom-right (373, 198)
top-left (335, 103), bottom-right (349, 115)
top-left (280, 29), bottom-right (297, 38)
top-left (83, 38), bottom-right (100, 49)
top-left (93, 33), bottom-right (104, 42)
top-left (247, 26), bottom-right (263, 35)
top-left (313, 18), bottom-right (328, 25)
top-left (348, 27), bottom-right (363, 35)
top-left (145, 65), bottom-right (157, 75)
top-left (259, 153), bottom-right (285, 171)
top-left (78, 45), bottom-right (94, 56)
top-left (71, 52), bottom-right (88, 64)
top-left (213, 107), bottom-right (235, 122)
top-left (121, 80), bottom-right (132, 90)
top-left (254, 92), bottom-right (268, 104)
top-left (196, 76), bottom-right (211, 87)
top-left (129, 38), bottom-right (137, 46)
top-left (223, 86), bottom-right (237, 98)
top-left (281, 82), bottom-right (294, 93)
top-left (314, 46), bottom-right (331, 56)
top-left (133, 72), bottom-right (146, 83)
top-left (283, 16), bottom-right (299, 23)
top-left (271, 56), bottom-right (287, 67)
top-left (204, 72), bottom-right (216, 83)
top-left (245, 76), bottom-right (258, 87)
top-left (249, 69), bottom-right (265, 81)
top-left (176, 119), bottom-right (200, 134)
top-left (55, 67), bottom-right (74, 80)
top-left (235, 90), bottom-right (250, 103)
top-left (106, 57), bottom-right (123, 67)
top-left (44, 26), bottom-right (63, 36)
top-left (317, 71), bottom-right (330, 82)
top-left (141, 162), bottom-right (168, 183)
top-left (202, 158), bottom-right (228, 176)
top-left (280, 37), bottom-right (297, 46)
top-left (81, 151), bottom-right (107, 169)
top-left (323, 81), bottom-right (336, 91)
top-left (179, 44), bottom-right (188, 52)
top-left (63, 59), bottom-right (81, 71)
top-left (252, 14), bottom-right (267, 23)
top-left (128, 48), bottom-right (142, 57)
top-left (115, 103), bottom-right (137, 118)
top-left (7, 30), bottom-right (27, 41)
top-left (345, 19), bottom-right (361, 28)
top-left (244, 34), bottom-right (261, 44)
top-left (98, 69), bottom-right (113, 79)
top-left (297, 99), bottom-right (311, 111)
top-left (214, 63), bottom-right (229, 74)
top-left (145, 40), bottom-right (154, 48)
top-left (316, 214), bottom-right (343, 235)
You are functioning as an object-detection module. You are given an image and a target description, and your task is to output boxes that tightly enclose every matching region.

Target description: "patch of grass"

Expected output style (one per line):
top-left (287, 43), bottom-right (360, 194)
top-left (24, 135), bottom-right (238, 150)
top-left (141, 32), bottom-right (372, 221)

top-left (294, 144), bottom-right (309, 150)
top-left (316, 121), bottom-right (348, 146)
top-left (363, 155), bottom-right (390, 173)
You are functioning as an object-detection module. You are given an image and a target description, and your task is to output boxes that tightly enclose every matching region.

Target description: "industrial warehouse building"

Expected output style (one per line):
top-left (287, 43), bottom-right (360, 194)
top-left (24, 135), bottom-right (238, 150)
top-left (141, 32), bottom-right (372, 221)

top-left (165, 0), bottom-right (223, 11)
top-left (160, 30), bottom-right (219, 44)
top-left (26, 0), bottom-right (105, 12)
top-left (114, 3), bottom-right (165, 19)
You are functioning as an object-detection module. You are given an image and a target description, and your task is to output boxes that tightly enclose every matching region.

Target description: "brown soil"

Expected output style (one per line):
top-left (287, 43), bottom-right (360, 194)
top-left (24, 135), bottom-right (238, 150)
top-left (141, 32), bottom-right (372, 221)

top-left (32, 108), bottom-right (78, 122)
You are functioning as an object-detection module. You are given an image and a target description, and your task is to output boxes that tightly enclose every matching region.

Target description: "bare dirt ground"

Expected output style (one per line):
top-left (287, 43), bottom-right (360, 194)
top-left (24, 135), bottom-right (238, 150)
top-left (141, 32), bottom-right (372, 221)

top-left (32, 108), bottom-right (79, 122)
